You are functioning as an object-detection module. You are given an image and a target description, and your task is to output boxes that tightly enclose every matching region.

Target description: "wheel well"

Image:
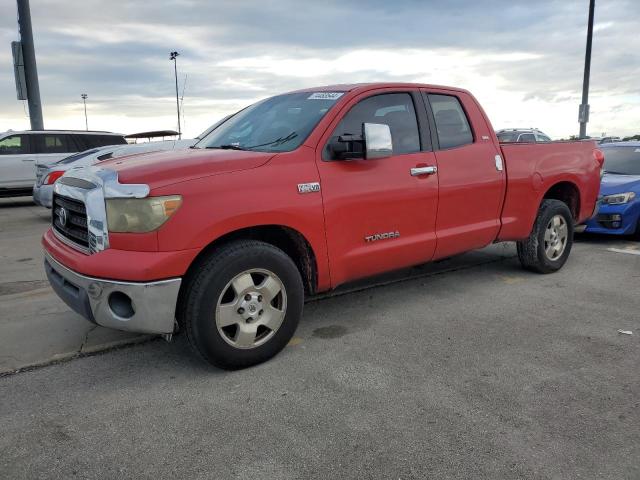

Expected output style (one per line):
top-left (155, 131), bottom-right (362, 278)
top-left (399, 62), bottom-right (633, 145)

top-left (182, 225), bottom-right (318, 296)
top-left (543, 182), bottom-right (580, 221)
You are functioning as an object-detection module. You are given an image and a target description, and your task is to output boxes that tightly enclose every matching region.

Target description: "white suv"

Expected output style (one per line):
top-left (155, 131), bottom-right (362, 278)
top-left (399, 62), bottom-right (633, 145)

top-left (0, 130), bottom-right (126, 197)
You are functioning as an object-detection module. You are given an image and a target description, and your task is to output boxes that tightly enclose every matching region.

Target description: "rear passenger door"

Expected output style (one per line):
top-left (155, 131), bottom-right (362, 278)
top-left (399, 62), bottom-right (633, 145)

top-left (422, 90), bottom-right (505, 259)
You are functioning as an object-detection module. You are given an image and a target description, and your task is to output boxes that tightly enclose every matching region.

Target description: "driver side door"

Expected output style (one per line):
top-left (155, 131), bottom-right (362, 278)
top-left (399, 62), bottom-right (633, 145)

top-left (315, 90), bottom-right (439, 288)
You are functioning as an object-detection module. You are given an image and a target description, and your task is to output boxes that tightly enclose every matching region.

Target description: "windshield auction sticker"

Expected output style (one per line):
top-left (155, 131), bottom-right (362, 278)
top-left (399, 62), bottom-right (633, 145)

top-left (308, 92), bottom-right (344, 100)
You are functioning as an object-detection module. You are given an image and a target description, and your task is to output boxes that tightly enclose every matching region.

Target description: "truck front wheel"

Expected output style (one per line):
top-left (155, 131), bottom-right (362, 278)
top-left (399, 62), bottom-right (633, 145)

top-left (517, 199), bottom-right (574, 274)
top-left (180, 240), bottom-right (304, 369)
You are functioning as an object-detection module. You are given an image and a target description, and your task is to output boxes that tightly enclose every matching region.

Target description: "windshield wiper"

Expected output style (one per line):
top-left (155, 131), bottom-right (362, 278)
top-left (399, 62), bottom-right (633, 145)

top-left (603, 170), bottom-right (628, 175)
top-left (206, 144), bottom-right (247, 151)
top-left (245, 132), bottom-right (298, 150)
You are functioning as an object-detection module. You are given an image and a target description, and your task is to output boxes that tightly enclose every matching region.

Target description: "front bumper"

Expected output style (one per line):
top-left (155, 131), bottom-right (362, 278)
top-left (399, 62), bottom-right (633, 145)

top-left (32, 183), bottom-right (53, 208)
top-left (584, 201), bottom-right (640, 235)
top-left (44, 251), bottom-right (181, 334)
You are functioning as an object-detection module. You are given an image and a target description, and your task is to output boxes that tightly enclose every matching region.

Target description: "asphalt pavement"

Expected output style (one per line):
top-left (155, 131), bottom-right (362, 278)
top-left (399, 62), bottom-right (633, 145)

top-left (0, 198), bottom-right (639, 479)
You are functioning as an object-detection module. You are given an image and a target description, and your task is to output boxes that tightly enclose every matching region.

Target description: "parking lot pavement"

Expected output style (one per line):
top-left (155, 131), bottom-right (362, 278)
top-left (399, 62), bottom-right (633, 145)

top-left (0, 198), bottom-right (148, 373)
top-left (1, 216), bottom-right (638, 479)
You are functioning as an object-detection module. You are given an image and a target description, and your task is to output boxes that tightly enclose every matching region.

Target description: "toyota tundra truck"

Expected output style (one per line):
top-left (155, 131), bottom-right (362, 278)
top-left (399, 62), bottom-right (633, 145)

top-left (43, 83), bottom-right (604, 369)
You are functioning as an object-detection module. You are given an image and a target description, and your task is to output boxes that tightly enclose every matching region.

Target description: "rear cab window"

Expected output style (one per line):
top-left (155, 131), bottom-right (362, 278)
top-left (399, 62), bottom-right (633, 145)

top-left (427, 94), bottom-right (473, 149)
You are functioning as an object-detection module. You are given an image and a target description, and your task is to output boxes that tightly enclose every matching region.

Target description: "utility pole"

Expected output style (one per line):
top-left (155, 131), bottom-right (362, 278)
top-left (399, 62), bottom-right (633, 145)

top-left (81, 94), bottom-right (88, 130)
top-left (170, 51), bottom-right (181, 139)
top-left (579, 0), bottom-right (595, 139)
top-left (16, 0), bottom-right (44, 130)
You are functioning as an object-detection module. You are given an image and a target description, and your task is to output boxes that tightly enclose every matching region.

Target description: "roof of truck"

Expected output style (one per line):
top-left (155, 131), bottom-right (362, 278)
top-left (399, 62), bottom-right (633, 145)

top-left (287, 82), bottom-right (469, 94)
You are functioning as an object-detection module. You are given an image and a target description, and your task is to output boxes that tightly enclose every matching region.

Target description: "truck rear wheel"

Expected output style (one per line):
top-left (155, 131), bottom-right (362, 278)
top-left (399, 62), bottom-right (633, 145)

top-left (517, 199), bottom-right (574, 274)
top-left (180, 240), bottom-right (304, 369)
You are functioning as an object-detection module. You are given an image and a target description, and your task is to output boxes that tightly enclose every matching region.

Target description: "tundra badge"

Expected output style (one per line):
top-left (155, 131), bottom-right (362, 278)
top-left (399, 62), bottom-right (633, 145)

top-left (297, 182), bottom-right (321, 194)
top-left (365, 231), bottom-right (400, 243)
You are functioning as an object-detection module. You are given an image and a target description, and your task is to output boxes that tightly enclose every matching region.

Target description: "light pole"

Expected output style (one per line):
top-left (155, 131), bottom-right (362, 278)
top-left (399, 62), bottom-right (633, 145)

top-left (170, 51), bottom-right (181, 139)
top-left (16, 0), bottom-right (44, 130)
top-left (579, 0), bottom-right (595, 139)
top-left (81, 93), bottom-right (88, 130)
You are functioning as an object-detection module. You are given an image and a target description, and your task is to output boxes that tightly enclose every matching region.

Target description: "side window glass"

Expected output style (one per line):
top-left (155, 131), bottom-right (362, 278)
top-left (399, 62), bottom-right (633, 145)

top-left (428, 94), bottom-right (473, 149)
top-left (519, 133), bottom-right (535, 142)
top-left (0, 135), bottom-right (28, 155)
top-left (538, 134), bottom-right (551, 142)
top-left (325, 93), bottom-right (420, 159)
top-left (35, 134), bottom-right (71, 154)
top-left (72, 135), bottom-right (90, 151)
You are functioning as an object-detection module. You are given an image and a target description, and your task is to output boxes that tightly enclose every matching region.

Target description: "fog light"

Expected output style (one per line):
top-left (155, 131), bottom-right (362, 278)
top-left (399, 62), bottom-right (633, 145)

top-left (612, 221), bottom-right (621, 228)
top-left (108, 291), bottom-right (135, 319)
top-left (611, 214), bottom-right (622, 221)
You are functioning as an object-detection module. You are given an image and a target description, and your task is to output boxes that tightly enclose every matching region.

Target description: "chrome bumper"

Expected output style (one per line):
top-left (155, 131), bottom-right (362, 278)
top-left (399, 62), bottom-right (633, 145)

top-left (44, 252), bottom-right (181, 334)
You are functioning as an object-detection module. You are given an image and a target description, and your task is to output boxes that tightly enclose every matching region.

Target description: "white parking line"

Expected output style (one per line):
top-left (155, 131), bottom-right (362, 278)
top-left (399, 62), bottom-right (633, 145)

top-left (607, 247), bottom-right (640, 256)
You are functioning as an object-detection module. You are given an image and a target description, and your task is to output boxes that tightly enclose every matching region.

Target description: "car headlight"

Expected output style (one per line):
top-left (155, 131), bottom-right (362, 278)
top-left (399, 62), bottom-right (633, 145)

top-left (601, 192), bottom-right (636, 205)
top-left (106, 195), bottom-right (182, 233)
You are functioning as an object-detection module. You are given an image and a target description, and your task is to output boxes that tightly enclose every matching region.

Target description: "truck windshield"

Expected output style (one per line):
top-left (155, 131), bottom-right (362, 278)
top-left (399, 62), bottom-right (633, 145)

top-left (196, 92), bottom-right (344, 152)
top-left (603, 146), bottom-right (640, 175)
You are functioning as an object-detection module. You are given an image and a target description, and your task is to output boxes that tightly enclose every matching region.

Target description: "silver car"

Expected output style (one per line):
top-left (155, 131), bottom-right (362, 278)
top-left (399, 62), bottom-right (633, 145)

top-left (33, 139), bottom-right (194, 208)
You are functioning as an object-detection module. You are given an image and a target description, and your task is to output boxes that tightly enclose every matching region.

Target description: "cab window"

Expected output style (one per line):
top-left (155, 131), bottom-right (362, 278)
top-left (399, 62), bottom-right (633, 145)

top-left (428, 94), bottom-right (473, 149)
top-left (325, 93), bottom-right (421, 159)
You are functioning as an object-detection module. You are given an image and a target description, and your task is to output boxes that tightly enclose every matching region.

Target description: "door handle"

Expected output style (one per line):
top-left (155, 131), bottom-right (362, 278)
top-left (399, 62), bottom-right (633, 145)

top-left (410, 166), bottom-right (437, 176)
top-left (21, 158), bottom-right (35, 162)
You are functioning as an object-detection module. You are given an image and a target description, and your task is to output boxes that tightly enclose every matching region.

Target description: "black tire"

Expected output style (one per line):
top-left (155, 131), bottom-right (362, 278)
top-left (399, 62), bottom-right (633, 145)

top-left (517, 199), bottom-right (574, 274)
top-left (634, 220), bottom-right (640, 241)
top-left (180, 240), bottom-right (304, 369)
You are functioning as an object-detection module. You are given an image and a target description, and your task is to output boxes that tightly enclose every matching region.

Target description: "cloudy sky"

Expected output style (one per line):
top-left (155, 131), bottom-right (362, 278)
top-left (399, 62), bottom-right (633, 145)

top-left (1, 0), bottom-right (638, 139)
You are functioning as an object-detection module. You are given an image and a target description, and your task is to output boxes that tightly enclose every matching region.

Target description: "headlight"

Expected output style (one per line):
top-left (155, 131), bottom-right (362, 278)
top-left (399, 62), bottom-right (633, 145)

top-left (601, 192), bottom-right (636, 205)
top-left (106, 195), bottom-right (182, 233)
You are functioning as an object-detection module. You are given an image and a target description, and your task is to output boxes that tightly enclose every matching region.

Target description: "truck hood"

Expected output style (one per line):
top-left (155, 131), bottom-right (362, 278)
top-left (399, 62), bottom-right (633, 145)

top-left (600, 173), bottom-right (640, 196)
top-left (93, 148), bottom-right (276, 189)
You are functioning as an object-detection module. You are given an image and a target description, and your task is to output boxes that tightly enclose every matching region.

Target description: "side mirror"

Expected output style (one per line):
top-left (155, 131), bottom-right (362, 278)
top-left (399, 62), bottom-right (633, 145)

top-left (363, 123), bottom-right (392, 159)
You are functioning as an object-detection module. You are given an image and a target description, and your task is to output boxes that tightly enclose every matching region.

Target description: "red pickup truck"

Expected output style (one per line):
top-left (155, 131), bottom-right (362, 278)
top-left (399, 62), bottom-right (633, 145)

top-left (43, 83), bottom-right (603, 369)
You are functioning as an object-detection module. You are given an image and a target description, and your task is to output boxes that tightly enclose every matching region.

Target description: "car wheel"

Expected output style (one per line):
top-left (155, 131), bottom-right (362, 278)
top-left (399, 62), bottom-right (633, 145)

top-left (180, 240), bottom-right (304, 369)
top-left (517, 199), bottom-right (574, 274)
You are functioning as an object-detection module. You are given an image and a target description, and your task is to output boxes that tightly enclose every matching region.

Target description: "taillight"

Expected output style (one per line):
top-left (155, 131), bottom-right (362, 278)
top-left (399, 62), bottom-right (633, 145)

top-left (593, 148), bottom-right (605, 165)
top-left (43, 170), bottom-right (65, 185)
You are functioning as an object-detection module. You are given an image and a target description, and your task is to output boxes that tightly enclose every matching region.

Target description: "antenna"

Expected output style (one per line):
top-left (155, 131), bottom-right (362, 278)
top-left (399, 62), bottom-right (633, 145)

top-left (180, 74), bottom-right (187, 136)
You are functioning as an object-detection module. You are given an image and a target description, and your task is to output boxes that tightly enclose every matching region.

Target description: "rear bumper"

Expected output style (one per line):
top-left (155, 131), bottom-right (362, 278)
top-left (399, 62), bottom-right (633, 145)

top-left (44, 251), bottom-right (181, 334)
top-left (32, 184), bottom-right (53, 208)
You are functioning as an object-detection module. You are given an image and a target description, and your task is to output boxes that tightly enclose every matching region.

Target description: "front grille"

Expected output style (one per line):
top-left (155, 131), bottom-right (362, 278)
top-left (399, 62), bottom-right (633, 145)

top-left (52, 194), bottom-right (90, 251)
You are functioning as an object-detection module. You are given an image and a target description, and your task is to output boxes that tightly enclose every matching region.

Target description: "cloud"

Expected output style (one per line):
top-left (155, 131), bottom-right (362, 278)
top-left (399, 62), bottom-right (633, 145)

top-left (0, 0), bottom-right (638, 138)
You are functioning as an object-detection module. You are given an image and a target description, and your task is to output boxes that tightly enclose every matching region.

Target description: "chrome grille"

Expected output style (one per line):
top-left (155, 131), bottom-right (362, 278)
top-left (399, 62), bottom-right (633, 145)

top-left (52, 194), bottom-right (90, 251)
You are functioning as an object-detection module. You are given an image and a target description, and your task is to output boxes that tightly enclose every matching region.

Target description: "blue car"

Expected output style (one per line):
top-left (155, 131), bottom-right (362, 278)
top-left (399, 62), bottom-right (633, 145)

top-left (585, 142), bottom-right (640, 237)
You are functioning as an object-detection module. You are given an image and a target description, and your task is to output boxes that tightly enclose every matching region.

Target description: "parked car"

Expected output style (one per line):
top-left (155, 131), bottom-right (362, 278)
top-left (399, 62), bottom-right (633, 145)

top-left (599, 136), bottom-right (622, 144)
top-left (33, 140), bottom-right (188, 208)
top-left (496, 128), bottom-right (552, 143)
top-left (43, 83), bottom-right (603, 369)
top-left (32, 116), bottom-right (235, 208)
top-left (584, 142), bottom-right (640, 236)
top-left (0, 130), bottom-right (126, 197)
